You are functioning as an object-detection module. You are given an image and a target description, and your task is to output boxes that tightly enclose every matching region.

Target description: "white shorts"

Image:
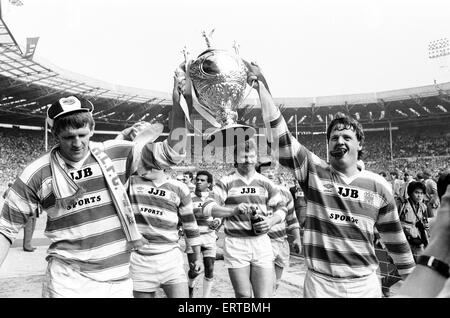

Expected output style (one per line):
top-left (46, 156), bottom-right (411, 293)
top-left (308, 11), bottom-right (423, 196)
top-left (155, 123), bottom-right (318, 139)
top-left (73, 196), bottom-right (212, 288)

top-left (42, 258), bottom-right (133, 298)
top-left (185, 231), bottom-right (217, 258)
top-left (130, 248), bottom-right (187, 292)
top-left (223, 235), bottom-right (274, 269)
top-left (303, 269), bottom-right (382, 298)
top-left (271, 239), bottom-right (290, 268)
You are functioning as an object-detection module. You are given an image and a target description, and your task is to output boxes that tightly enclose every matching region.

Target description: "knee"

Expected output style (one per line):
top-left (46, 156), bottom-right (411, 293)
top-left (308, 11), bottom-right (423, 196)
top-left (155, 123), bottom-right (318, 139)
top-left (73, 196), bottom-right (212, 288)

top-left (234, 290), bottom-right (252, 298)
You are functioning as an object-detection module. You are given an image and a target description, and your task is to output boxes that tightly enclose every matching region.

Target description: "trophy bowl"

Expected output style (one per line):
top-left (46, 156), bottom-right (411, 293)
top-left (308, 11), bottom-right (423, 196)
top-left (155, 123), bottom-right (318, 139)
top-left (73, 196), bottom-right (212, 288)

top-left (188, 46), bottom-right (256, 142)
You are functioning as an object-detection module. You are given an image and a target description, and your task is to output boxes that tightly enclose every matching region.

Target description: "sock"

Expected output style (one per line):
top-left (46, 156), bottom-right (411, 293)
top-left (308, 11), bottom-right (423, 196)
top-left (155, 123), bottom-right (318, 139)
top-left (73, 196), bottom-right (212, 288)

top-left (203, 277), bottom-right (214, 298)
top-left (273, 282), bottom-right (279, 297)
top-left (188, 277), bottom-right (197, 289)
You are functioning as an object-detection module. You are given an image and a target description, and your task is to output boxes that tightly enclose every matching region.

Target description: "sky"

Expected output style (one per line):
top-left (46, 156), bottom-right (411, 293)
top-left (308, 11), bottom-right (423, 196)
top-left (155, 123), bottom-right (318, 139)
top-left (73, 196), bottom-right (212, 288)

top-left (2, 0), bottom-right (450, 98)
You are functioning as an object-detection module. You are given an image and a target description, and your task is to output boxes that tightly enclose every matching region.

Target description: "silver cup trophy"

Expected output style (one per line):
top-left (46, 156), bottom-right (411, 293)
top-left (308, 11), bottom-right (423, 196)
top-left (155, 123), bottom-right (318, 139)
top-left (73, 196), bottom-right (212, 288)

top-left (186, 30), bottom-right (256, 141)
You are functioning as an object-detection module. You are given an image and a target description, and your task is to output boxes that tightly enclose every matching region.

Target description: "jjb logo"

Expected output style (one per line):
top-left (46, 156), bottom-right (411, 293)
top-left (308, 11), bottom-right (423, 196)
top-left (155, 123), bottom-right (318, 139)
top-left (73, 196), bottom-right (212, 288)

top-left (240, 187), bottom-right (256, 194)
top-left (337, 187), bottom-right (359, 198)
top-left (70, 168), bottom-right (93, 180)
top-left (148, 188), bottom-right (166, 197)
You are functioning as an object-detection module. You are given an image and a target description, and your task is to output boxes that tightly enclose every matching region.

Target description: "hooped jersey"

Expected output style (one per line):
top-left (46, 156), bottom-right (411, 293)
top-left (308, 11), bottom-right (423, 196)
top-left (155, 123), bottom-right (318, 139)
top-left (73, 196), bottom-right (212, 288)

top-left (191, 191), bottom-right (214, 235)
top-left (268, 112), bottom-right (415, 278)
top-left (128, 175), bottom-right (201, 255)
top-left (0, 139), bottom-right (183, 282)
top-left (203, 171), bottom-right (287, 237)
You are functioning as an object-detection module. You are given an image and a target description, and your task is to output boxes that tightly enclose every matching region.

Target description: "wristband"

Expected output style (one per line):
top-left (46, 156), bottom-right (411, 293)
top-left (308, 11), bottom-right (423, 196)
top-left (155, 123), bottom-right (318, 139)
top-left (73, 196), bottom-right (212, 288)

top-left (416, 255), bottom-right (450, 278)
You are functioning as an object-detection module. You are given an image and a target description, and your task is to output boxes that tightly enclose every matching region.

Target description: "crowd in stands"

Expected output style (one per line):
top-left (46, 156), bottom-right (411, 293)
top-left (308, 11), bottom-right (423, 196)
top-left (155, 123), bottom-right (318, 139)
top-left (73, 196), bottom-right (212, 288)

top-left (1, 124), bottom-right (449, 195)
top-left (0, 128), bottom-right (112, 194)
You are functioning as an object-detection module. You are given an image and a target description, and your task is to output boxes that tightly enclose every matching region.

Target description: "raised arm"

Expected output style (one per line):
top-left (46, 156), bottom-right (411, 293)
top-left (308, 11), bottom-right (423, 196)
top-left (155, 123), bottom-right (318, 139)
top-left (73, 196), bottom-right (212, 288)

top-left (167, 64), bottom-right (190, 154)
top-left (244, 60), bottom-right (310, 177)
top-left (244, 61), bottom-right (279, 126)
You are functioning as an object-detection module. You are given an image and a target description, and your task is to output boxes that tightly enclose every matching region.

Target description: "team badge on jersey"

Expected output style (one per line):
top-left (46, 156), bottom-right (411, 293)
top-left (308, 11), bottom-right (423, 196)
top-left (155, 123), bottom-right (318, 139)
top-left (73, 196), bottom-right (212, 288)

top-left (169, 192), bottom-right (178, 203)
top-left (363, 191), bottom-right (375, 205)
top-left (194, 201), bottom-right (203, 208)
top-left (323, 183), bottom-right (334, 193)
top-left (135, 186), bottom-right (146, 193)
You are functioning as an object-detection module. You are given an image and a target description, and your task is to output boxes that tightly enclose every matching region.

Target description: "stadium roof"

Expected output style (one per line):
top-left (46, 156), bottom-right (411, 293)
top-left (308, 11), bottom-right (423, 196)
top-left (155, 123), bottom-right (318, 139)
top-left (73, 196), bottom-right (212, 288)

top-left (1, 13), bottom-right (450, 132)
top-left (0, 14), bottom-right (174, 130)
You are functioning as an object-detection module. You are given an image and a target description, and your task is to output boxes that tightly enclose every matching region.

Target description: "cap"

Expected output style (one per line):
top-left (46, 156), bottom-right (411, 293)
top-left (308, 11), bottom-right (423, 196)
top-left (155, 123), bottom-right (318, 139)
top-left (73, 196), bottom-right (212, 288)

top-left (47, 95), bottom-right (94, 128)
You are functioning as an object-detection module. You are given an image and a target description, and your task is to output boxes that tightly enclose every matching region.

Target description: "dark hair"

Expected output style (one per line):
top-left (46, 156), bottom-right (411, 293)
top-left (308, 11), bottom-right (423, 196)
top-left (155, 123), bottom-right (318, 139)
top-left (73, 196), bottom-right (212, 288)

top-left (183, 171), bottom-right (193, 179)
top-left (416, 173), bottom-right (424, 180)
top-left (379, 171), bottom-right (387, 178)
top-left (390, 171), bottom-right (398, 178)
top-left (53, 111), bottom-right (95, 135)
top-left (196, 170), bottom-right (213, 186)
top-left (437, 169), bottom-right (450, 199)
top-left (407, 181), bottom-right (426, 197)
top-left (326, 113), bottom-right (364, 160)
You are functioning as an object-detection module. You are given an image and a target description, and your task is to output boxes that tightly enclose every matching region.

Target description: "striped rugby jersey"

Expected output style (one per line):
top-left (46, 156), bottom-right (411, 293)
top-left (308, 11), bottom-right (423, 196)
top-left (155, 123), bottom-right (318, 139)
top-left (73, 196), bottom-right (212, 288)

top-left (268, 113), bottom-right (415, 278)
top-left (268, 185), bottom-right (300, 242)
top-left (191, 191), bottom-right (215, 235)
top-left (203, 171), bottom-right (287, 238)
top-left (0, 139), bottom-right (183, 282)
top-left (128, 175), bottom-right (201, 255)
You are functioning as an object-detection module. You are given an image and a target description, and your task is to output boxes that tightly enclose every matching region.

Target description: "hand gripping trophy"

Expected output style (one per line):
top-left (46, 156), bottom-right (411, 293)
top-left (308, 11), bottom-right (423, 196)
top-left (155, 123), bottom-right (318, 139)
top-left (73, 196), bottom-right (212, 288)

top-left (181, 30), bottom-right (256, 143)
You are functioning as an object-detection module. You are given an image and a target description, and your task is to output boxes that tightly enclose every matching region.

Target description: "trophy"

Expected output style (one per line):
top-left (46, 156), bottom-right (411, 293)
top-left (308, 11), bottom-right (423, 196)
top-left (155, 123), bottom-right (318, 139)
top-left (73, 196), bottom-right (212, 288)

top-left (185, 30), bottom-right (256, 141)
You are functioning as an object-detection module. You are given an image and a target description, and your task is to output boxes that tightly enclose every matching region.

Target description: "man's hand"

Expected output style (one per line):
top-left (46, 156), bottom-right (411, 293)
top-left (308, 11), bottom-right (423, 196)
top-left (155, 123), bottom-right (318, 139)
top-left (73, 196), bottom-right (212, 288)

top-left (243, 60), bottom-right (271, 94)
top-left (233, 203), bottom-right (252, 215)
top-left (189, 257), bottom-right (204, 276)
top-left (173, 62), bottom-right (191, 104)
top-left (208, 218), bottom-right (222, 231)
top-left (118, 121), bottom-right (152, 141)
top-left (292, 238), bottom-right (302, 254)
top-left (128, 236), bottom-right (150, 250)
top-left (252, 215), bottom-right (271, 234)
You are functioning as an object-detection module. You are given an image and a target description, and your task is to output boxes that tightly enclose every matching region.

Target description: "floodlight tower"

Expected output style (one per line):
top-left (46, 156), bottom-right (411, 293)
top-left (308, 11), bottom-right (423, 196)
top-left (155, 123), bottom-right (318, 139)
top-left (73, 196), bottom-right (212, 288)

top-left (428, 38), bottom-right (450, 83)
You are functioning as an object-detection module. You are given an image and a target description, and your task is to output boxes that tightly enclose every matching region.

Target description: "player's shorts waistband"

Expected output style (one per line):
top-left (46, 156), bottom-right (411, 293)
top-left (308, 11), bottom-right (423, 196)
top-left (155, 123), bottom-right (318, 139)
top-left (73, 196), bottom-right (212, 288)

top-left (308, 268), bottom-right (374, 282)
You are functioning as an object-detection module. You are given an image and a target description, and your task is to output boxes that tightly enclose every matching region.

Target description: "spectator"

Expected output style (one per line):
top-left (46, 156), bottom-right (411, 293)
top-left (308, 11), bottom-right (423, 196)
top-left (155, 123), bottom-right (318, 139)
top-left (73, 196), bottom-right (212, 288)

top-left (423, 169), bottom-right (439, 219)
top-left (390, 171), bottom-right (404, 206)
top-left (399, 172), bottom-right (414, 207)
top-left (396, 171), bottom-right (450, 297)
top-left (398, 181), bottom-right (430, 260)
